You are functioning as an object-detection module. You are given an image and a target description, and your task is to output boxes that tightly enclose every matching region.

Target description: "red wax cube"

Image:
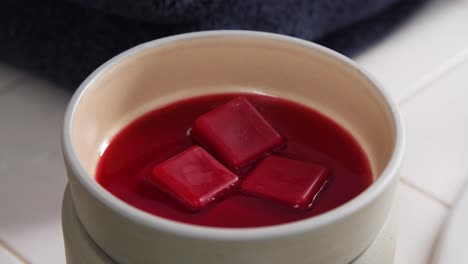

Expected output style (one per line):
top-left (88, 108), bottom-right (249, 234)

top-left (241, 155), bottom-right (329, 209)
top-left (150, 146), bottom-right (239, 211)
top-left (191, 97), bottom-right (283, 171)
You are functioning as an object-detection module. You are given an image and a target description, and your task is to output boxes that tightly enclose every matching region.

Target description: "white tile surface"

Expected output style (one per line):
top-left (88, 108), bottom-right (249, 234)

top-left (0, 64), bottom-right (25, 92)
top-left (432, 180), bottom-right (468, 264)
top-left (396, 182), bottom-right (447, 264)
top-left (400, 58), bottom-right (468, 205)
top-left (354, 0), bottom-right (468, 99)
top-left (0, 78), bottom-right (71, 264)
top-left (0, 246), bottom-right (23, 264)
top-left (1, 1), bottom-right (468, 262)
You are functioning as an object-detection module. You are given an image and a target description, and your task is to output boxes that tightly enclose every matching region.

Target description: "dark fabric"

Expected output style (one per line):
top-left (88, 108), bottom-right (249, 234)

top-left (0, 0), bottom-right (426, 88)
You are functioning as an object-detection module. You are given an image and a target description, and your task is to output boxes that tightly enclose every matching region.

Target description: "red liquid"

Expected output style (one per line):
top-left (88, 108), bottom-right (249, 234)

top-left (96, 93), bottom-right (373, 227)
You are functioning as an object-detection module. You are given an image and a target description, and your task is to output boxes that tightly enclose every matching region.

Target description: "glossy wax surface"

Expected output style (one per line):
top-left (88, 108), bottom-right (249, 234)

top-left (96, 93), bottom-right (373, 227)
top-left (241, 155), bottom-right (329, 209)
top-left (150, 146), bottom-right (239, 210)
top-left (192, 97), bottom-right (284, 171)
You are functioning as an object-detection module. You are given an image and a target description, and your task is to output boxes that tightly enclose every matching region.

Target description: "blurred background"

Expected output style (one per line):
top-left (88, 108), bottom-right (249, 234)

top-left (0, 0), bottom-right (467, 263)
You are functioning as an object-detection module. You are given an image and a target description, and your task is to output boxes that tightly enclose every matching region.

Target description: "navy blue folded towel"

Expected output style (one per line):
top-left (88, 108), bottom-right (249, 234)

top-left (0, 0), bottom-right (426, 88)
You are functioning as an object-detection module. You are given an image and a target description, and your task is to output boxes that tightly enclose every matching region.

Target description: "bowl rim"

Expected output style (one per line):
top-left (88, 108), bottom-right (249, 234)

top-left (62, 30), bottom-right (405, 240)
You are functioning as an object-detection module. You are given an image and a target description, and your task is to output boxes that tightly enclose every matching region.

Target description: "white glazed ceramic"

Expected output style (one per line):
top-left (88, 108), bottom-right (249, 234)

top-left (62, 31), bottom-right (404, 264)
top-left (62, 186), bottom-right (116, 264)
top-left (61, 186), bottom-right (397, 264)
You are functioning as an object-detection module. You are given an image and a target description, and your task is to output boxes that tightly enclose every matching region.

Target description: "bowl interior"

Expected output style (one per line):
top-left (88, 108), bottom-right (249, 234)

top-left (70, 34), bottom-right (396, 200)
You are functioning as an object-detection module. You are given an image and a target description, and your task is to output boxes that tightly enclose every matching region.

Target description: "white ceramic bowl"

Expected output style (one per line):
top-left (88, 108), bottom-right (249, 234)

top-left (61, 186), bottom-right (398, 264)
top-left (62, 31), bottom-right (404, 264)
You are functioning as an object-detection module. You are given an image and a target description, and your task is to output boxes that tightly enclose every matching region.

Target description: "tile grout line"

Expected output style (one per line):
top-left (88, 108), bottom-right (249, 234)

top-left (0, 240), bottom-right (29, 264)
top-left (0, 76), bottom-right (64, 264)
top-left (394, 48), bottom-right (468, 210)
top-left (399, 177), bottom-right (450, 208)
top-left (397, 47), bottom-right (468, 106)
top-left (0, 38), bottom-right (463, 264)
